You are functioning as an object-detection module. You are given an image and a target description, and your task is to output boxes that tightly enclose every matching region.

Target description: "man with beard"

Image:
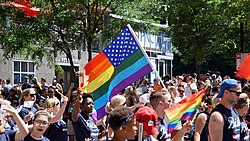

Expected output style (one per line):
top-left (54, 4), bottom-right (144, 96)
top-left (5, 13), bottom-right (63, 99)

top-left (208, 79), bottom-right (242, 141)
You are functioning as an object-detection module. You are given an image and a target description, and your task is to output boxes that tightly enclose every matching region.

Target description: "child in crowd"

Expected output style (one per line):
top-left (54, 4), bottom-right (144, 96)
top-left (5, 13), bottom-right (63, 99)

top-left (23, 110), bottom-right (51, 141)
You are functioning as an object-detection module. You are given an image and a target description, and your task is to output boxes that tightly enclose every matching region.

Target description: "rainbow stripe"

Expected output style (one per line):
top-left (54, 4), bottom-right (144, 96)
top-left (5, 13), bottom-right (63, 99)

top-left (81, 26), bottom-right (152, 119)
top-left (165, 89), bottom-right (205, 132)
top-left (236, 53), bottom-right (250, 80)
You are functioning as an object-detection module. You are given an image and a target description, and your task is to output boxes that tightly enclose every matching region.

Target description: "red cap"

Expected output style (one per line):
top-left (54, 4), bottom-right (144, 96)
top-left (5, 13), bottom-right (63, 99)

top-left (135, 106), bottom-right (158, 135)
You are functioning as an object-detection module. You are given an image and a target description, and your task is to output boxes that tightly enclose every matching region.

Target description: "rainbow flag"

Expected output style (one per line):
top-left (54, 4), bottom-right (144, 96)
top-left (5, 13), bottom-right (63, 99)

top-left (165, 89), bottom-right (205, 132)
top-left (81, 25), bottom-right (153, 119)
top-left (236, 54), bottom-right (250, 80)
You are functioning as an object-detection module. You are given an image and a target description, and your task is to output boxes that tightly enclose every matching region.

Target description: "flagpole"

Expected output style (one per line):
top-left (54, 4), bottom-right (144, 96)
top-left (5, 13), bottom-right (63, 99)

top-left (127, 24), bottom-right (167, 90)
top-left (192, 109), bottom-right (199, 123)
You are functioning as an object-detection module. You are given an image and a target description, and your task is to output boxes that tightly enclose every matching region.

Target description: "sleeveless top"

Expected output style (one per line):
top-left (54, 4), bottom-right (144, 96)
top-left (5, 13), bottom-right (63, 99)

top-left (157, 117), bottom-right (171, 141)
top-left (200, 112), bottom-right (209, 141)
top-left (239, 116), bottom-right (249, 141)
top-left (209, 104), bottom-right (241, 141)
top-left (72, 113), bottom-right (99, 141)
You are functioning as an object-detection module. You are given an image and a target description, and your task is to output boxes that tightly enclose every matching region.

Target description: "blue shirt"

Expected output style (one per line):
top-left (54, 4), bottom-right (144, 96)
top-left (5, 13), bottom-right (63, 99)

top-left (0, 130), bottom-right (16, 141)
top-left (45, 119), bottom-right (67, 141)
top-left (73, 113), bottom-right (99, 141)
top-left (18, 105), bottom-right (38, 125)
top-left (22, 83), bottom-right (32, 91)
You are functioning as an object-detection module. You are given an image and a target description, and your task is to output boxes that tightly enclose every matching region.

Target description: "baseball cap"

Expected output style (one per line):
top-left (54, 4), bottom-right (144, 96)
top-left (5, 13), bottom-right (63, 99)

top-left (217, 79), bottom-right (240, 98)
top-left (135, 106), bottom-right (158, 135)
top-left (177, 76), bottom-right (184, 80)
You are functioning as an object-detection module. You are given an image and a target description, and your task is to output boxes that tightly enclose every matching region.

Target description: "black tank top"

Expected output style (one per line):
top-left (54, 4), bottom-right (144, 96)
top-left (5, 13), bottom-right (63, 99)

top-left (200, 112), bottom-right (209, 141)
top-left (209, 104), bottom-right (241, 141)
top-left (191, 111), bottom-right (209, 141)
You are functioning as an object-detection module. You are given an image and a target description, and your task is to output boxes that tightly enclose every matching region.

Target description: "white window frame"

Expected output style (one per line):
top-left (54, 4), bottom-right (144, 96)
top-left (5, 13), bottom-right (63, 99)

top-left (13, 60), bottom-right (35, 85)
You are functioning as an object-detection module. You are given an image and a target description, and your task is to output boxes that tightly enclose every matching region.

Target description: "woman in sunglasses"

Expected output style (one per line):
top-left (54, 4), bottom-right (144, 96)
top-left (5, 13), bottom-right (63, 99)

top-left (23, 110), bottom-right (51, 141)
top-left (18, 88), bottom-right (38, 125)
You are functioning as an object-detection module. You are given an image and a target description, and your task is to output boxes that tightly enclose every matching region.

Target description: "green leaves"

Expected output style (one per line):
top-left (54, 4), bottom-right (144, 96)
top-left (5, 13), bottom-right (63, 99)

top-left (165, 0), bottom-right (250, 73)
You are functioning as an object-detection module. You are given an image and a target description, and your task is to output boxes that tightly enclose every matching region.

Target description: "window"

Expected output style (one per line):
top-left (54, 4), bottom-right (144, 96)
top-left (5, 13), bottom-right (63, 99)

top-left (13, 61), bottom-right (35, 84)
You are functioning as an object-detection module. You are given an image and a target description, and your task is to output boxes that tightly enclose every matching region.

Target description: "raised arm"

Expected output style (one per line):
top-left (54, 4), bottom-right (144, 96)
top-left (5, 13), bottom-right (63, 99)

top-left (172, 121), bottom-right (193, 141)
top-left (72, 94), bottom-right (82, 122)
top-left (66, 85), bottom-right (74, 99)
top-left (208, 111), bottom-right (224, 141)
top-left (2, 104), bottom-right (29, 141)
top-left (50, 96), bottom-right (68, 123)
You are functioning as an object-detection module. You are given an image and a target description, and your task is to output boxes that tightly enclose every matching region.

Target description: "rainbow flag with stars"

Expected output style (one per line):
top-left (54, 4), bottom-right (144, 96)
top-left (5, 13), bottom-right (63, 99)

top-left (80, 25), bottom-right (153, 119)
top-left (165, 89), bottom-right (206, 132)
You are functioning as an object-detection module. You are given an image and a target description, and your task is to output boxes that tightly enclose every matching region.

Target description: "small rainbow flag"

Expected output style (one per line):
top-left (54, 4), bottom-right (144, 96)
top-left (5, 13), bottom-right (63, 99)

top-left (236, 53), bottom-right (250, 80)
top-left (80, 25), bottom-right (152, 120)
top-left (165, 89), bottom-right (205, 132)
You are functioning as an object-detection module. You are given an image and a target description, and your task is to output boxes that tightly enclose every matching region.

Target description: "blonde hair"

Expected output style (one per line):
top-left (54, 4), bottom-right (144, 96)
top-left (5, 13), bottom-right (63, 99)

top-left (105, 95), bottom-right (126, 113)
top-left (44, 98), bottom-right (59, 113)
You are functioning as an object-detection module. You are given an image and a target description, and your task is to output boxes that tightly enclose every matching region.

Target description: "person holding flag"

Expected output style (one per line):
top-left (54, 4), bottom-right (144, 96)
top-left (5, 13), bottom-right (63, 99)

top-left (149, 91), bottom-right (193, 141)
top-left (80, 25), bottom-right (153, 121)
top-left (72, 92), bottom-right (100, 141)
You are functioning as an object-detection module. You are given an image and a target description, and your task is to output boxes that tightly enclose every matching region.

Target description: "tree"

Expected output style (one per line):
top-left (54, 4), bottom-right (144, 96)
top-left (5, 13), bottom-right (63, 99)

top-left (0, 0), bottom-right (125, 80)
top-left (163, 0), bottom-right (250, 75)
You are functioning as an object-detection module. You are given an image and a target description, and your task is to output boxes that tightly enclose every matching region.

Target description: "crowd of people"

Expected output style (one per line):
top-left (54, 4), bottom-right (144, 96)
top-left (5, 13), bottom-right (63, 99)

top-left (0, 72), bottom-right (249, 141)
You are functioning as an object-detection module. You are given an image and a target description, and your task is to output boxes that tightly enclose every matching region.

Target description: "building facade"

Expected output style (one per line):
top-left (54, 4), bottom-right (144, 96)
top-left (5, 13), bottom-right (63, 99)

top-left (0, 29), bottom-right (173, 89)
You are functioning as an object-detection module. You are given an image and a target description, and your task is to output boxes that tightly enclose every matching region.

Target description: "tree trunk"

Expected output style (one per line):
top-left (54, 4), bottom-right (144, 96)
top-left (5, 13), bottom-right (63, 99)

top-left (196, 64), bottom-right (201, 77)
top-left (66, 48), bottom-right (77, 83)
top-left (87, 38), bottom-right (92, 62)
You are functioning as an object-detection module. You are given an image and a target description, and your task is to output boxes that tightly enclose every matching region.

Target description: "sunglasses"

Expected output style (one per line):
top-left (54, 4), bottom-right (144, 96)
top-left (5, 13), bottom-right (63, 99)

top-left (166, 100), bottom-right (172, 104)
top-left (178, 90), bottom-right (184, 93)
top-left (48, 91), bottom-right (54, 94)
top-left (29, 94), bottom-right (36, 97)
top-left (227, 89), bottom-right (242, 96)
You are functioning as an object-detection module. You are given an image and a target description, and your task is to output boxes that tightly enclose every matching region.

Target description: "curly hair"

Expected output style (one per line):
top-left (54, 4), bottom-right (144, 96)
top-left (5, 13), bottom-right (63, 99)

top-left (80, 93), bottom-right (93, 105)
top-left (108, 107), bottom-right (134, 131)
